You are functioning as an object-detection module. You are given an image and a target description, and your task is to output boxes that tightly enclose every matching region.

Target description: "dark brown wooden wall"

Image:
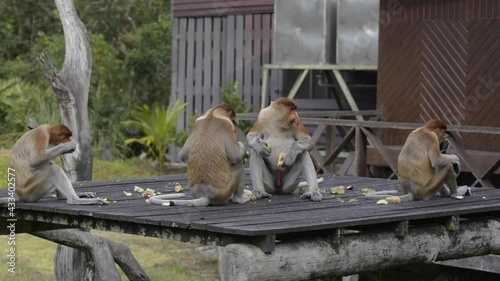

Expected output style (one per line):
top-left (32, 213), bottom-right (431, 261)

top-left (378, 0), bottom-right (500, 152)
top-left (173, 0), bottom-right (274, 17)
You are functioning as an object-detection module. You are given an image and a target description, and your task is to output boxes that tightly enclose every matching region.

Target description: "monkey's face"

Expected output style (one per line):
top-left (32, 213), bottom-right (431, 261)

top-left (49, 124), bottom-right (73, 145)
top-left (274, 98), bottom-right (300, 126)
top-left (435, 128), bottom-right (448, 143)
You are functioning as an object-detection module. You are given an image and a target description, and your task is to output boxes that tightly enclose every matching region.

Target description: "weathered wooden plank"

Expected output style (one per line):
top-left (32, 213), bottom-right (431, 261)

top-left (176, 18), bottom-right (188, 129)
top-left (203, 17), bottom-right (213, 111)
top-left (355, 127), bottom-right (368, 177)
top-left (171, 18), bottom-right (179, 102)
top-left (252, 13), bottom-right (262, 111)
top-left (235, 15), bottom-right (244, 86)
top-left (261, 13), bottom-right (272, 107)
top-left (243, 14), bottom-right (253, 106)
top-left (194, 18), bottom-right (204, 112)
top-left (212, 17), bottom-right (222, 104)
top-left (185, 18), bottom-right (196, 124)
top-left (225, 15), bottom-right (235, 83)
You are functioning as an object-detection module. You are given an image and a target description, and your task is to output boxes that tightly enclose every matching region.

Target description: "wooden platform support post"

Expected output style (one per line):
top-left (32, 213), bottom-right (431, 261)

top-left (355, 127), bottom-right (367, 177)
top-left (219, 219), bottom-right (500, 281)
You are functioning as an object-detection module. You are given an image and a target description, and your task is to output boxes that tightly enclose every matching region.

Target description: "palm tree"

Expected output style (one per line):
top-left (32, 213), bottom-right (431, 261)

top-left (122, 100), bottom-right (186, 171)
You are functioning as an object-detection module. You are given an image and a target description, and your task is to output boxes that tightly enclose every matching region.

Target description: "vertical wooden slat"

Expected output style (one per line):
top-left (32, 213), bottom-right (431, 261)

top-left (252, 14), bottom-right (262, 111)
top-left (203, 17), bottom-right (213, 111)
top-left (261, 13), bottom-right (272, 107)
top-left (177, 18), bottom-right (188, 129)
top-left (268, 13), bottom-right (281, 101)
top-left (243, 14), bottom-right (254, 107)
top-left (171, 18), bottom-right (179, 102)
top-left (185, 18), bottom-right (196, 126)
top-left (213, 17), bottom-right (222, 104)
top-left (194, 18), bottom-right (204, 113)
top-left (225, 15), bottom-right (235, 83)
top-left (355, 127), bottom-right (367, 177)
top-left (235, 15), bottom-right (245, 88)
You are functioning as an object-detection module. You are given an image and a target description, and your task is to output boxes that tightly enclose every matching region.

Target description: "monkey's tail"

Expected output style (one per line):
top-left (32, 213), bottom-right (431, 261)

top-left (418, 165), bottom-right (450, 199)
top-left (363, 190), bottom-right (399, 200)
top-left (364, 191), bottom-right (414, 202)
top-left (149, 194), bottom-right (210, 207)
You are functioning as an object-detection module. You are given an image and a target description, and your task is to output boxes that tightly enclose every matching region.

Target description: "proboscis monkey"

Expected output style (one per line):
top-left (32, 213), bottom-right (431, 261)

top-left (365, 119), bottom-right (462, 201)
top-left (2, 124), bottom-right (108, 205)
top-left (149, 104), bottom-right (249, 207)
top-left (246, 97), bottom-right (322, 202)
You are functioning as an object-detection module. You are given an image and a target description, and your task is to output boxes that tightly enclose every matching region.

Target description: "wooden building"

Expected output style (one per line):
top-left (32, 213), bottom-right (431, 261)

top-left (170, 0), bottom-right (280, 129)
top-left (378, 0), bottom-right (500, 153)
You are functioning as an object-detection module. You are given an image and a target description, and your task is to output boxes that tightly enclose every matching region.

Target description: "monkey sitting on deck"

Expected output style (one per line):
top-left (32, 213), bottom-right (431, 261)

top-left (1, 124), bottom-right (108, 205)
top-left (149, 104), bottom-right (250, 207)
top-left (246, 97), bottom-right (322, 202)
top-left (365, 119), bottom-right (467, 202)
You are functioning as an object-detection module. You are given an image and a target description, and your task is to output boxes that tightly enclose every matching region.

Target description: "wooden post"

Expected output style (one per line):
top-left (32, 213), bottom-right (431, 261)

top-left (355, 127), bottom-right (367, 177)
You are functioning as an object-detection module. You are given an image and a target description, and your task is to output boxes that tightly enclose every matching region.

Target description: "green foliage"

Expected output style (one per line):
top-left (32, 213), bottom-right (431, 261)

top-left (0, 0), bottom-right (173, 161)
top-left (221, 81), bottom-right (253, 134)
top-left (122, 101), bottom-right (186, 171)
top-left (0, 77), bottom-right (59, 135)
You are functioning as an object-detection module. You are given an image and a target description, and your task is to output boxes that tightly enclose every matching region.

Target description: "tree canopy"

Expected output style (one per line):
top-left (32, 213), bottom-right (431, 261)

top-left (0, 0), bottom-right (172, 158)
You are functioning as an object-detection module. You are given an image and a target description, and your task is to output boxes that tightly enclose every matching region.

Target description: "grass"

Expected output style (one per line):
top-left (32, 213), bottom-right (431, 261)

top-left (0, 153), bottom-right (218, 281)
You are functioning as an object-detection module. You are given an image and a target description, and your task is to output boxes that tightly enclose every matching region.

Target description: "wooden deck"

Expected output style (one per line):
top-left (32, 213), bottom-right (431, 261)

top-left (2, 172), bottom-right (500, 253)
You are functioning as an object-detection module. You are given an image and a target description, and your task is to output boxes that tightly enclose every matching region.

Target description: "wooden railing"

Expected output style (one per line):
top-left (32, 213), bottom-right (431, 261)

top-left (237, 111), bottom-right (500, 187)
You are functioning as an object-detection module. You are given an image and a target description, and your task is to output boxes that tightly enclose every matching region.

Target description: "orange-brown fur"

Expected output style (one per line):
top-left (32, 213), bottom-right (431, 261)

top-left (188, 107), bottom-right (240, 205)
top-left (150, 104), bottom-right (249, 207)
top-left (10, 124), bottom-right (72, 198)
top-left (397, 119), bottom-right (458, 200)
top-left (5, 124), bottom-right (107, 205)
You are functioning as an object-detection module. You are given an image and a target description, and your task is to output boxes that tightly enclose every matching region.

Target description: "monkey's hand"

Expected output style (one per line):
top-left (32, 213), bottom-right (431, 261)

top-left (452, 162), bottom-right (461, 176)
top-left (248, 137), bottom-right (271, 157)
top-left (440, 139), bottom-right (450, 152)
top-left (61, 141), bottom-right (77, 154)
top-left (284, 142), bottom-right (305, 167)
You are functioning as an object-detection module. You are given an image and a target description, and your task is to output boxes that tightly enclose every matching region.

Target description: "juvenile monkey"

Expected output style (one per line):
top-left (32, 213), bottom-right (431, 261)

top-left (2, 124), bottom-right (107, 205)
top-left (149, 104), bottom-right (249, 207)
top-left (365, 119), bottom-right (461, 201)
top-left (247, 97), bottom-right (322, 202)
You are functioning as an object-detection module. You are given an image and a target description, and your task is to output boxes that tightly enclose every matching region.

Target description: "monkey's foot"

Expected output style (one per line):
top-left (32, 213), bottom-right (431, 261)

top-left (231, 194), bottom-right (250, 204)
top-left (253, 190), bottom-right (272, 199)
top-left (77, 192), bottom-right (97, 198)
top-left (301, 190), bottom-right (322, 202)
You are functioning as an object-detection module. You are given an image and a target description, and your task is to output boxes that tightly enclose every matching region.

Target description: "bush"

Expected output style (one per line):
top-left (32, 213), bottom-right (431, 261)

top-left (122, 101), bottom-right (187, 171)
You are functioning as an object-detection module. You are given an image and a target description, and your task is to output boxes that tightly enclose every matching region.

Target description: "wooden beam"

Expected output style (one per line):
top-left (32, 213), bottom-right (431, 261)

top-left (480, 158), bottom-right (500, 181)
top-left (332, 70), bottom-right (363, 121)
top-left (264, 64), bottom-right (377, 71)
top-left (260, 67), bottom-right (269, 109)
top-left (338, 153), bottom-right (355, 176)
top-left (448, 134), bottom-right (493, 187)
top-left (287, 69), bottom-right (309, 99)
top-left (355, 127), bottom-right (367, 177)
top-left (360, 127), bottom-right (398, 174)
top-left (321, 127), bottom-right (355, 168)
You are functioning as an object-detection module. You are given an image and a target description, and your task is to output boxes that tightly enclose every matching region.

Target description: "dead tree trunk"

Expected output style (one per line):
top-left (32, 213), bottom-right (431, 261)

top-left (36, 1), bottom-right (149, 280)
